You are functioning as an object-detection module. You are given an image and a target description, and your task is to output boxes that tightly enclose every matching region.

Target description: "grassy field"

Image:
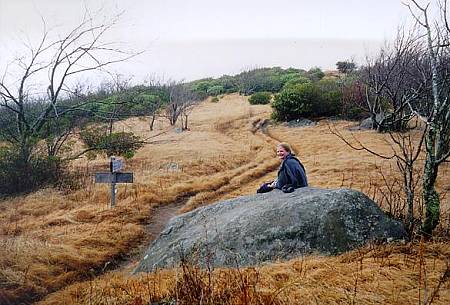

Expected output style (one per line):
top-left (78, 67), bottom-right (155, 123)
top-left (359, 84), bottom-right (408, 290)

top-left (0, 93), bottom-right (449, 305)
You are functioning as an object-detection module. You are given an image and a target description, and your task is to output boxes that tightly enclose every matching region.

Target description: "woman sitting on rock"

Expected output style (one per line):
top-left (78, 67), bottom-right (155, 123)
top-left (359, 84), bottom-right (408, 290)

top-left (257, 142), bottom-right (308, 193)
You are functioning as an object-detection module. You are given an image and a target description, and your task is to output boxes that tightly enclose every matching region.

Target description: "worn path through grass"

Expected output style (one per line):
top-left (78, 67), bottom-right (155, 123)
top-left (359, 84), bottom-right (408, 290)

top-left (117, 200), bottom-right (186, 273)
top-left (1, 93), bottom-right (449, 305)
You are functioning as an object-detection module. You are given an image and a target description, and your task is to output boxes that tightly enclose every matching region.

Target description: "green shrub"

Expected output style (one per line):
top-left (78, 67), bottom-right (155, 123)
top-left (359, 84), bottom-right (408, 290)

top-left (216, 75), bottom-right (238, 93)
top-left (248, 92), bottom-right (272, 105)
top-left (206, 85), bottom-right (225, 96)
top-left (272, 84), bottom-right (319, 121)
top-left (336, 60), bottom-right (357, 74)
top-left (345, 106), bottom-right (368, 120)
top-left (211, 96), bottom-right (219, 103)
top-left (187, 67), bottom-right (310, 97)
top-left (271, 82), bottom-right (342, 121)
top-left (282, 76), bottom-right (311, 90)
top-left (316, 79), bottom-right (343, 116)
top-left (80, 126), bottom-right (144, 159)
top-left (236, 67), bottom-right (306, 95)
top-left (190, 79), bottom-right (214, 97)
top-left (0, 147), bottom-right (65, 196)
top-left (188, 77), bottom-right (238, 97)
top-left (306, 67), bottom-right (325, 82)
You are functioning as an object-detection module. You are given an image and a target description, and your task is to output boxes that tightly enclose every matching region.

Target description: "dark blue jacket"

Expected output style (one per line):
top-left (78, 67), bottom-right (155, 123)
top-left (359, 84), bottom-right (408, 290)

top-left (275, 154), bottom-right (308, 189)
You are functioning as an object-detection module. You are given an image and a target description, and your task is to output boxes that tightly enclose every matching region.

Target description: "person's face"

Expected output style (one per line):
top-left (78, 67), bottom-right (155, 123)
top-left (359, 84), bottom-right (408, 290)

top-left (276, 146), bottom-right (289, 160)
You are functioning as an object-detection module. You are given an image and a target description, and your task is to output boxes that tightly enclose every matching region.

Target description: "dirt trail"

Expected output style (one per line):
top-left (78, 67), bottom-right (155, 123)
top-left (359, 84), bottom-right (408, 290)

top-left (173, 120), bottom-right (279, 211)
top-left (121, 115), bottom-right (282, 267)
top-left (118, 200), bottom-right (186, 273)
top-left (145, 202), bottom-right (182, 238)
top-left (118, 119), bottom-right (278, 272)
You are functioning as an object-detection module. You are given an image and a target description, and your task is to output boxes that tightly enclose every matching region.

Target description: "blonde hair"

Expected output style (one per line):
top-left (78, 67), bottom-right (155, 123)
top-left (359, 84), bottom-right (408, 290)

top-left (277, 142), bottom-right (294, 154)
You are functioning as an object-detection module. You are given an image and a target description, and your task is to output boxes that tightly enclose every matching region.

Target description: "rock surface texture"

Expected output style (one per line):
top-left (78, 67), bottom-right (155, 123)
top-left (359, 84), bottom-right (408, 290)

top-left (134, 188), bottom-right (407, 273)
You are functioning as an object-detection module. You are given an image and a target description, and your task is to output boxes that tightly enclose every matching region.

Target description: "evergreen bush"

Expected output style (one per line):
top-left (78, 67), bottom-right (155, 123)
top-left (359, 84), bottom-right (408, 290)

top-left (0, 147), bottom-right (64, 196)
top-left (206, 85), bottom-right (225, 96)
top-left (248, 92), bottom-right (272, 105)
top-left (271, 81), bottom-right (342, 121)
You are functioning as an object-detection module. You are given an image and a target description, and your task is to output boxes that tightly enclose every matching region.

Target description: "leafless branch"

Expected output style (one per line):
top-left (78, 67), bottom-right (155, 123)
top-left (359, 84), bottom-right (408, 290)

top-left (328, 122), bottom-right (395, 160)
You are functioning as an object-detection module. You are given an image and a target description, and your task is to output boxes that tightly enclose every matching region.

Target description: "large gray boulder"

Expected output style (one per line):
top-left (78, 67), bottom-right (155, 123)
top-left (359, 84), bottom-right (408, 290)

top-left (134, 188), bottom-right (407, 273)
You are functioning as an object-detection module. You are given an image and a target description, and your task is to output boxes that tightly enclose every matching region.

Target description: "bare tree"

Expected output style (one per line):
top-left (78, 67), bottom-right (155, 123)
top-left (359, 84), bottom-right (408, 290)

top-left (141, 79), bottom-right (167, 131)
top-left (236, 66), bottom-right (263, 95)
top-left (338, 36), bottom-right (429, 230)
top-left (180, 89), bottom-right (200, 130)
top-left (163, 81), bottom-right (199, 128)
top-left (98, 74), bottom-right (134, 135)
top-left (0, 12), bottom-right (136, 164)
top-left (405, 0), bottom-right (450, 235)
top-left (335, 1), bottom-right (450, 236)
top-left (148, 100), bottom-right (163, 131)
top-left (330, 123), bottom-right (426, 234)
top-left (358, 30), bottom-right (427, 132)
top-left (336, 59), bottom-right (357, 74)
top-left (40, 89), bottom-right (89, 157)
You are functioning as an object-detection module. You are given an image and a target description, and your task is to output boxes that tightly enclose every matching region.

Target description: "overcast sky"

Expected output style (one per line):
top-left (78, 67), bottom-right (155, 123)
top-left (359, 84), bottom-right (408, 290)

top-left (0, 0), bottom-right (413, 82)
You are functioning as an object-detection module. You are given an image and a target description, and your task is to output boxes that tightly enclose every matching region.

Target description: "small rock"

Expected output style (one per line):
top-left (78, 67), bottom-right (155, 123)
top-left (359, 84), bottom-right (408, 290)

top-left (286, 118), bottom-right (316, 128)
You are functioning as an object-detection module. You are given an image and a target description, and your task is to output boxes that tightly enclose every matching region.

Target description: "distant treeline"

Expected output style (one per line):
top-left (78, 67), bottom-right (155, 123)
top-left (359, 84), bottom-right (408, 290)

top-left (0, 65), bottom-right (372, 196)
top-left (187, 67), bottom-right (325, 96)
top-left (27, 66), bottom-right (351, 127)
top-left (187, 66), bottom-right (362, 121)
top-left (78, 66), bottom-right (354, 124)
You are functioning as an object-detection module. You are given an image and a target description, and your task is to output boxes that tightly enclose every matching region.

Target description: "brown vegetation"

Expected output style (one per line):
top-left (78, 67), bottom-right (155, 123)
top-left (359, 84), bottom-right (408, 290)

top-left (0, 94), bottom-right (448, 304)
top-left (41, 242), bottom-right (450, 305)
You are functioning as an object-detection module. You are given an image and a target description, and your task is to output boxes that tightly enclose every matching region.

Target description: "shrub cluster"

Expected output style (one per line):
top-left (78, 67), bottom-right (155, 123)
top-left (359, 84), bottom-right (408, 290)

top-left (186, 67), bottom-right (326, 98)
top-left (80, 126), bottom-right (144, 159)
top-left (248, 92), bottom-right (272, 105)
top-left (271, 80), bottom-right (342, 121)
top-left (0, 148), bottom-right (64, 196)
top-left (206, 85), bottom-right (225, 96)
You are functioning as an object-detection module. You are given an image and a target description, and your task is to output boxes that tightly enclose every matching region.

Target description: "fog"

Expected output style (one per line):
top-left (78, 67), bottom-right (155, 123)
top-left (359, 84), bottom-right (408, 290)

top-left (119, 38), bottom-right (382, 81)
top-left (0, 0), bottom-right (410, 83)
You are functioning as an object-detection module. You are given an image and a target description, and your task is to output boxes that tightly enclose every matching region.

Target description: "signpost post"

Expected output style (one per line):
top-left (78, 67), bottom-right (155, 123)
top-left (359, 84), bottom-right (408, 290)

top-left (95, 156), bottom-right (133, 208)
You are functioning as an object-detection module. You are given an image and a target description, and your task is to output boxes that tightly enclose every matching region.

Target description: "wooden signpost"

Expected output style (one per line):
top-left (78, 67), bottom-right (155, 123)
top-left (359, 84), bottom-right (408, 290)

top-left (95, 156), bottom-right (133, 207)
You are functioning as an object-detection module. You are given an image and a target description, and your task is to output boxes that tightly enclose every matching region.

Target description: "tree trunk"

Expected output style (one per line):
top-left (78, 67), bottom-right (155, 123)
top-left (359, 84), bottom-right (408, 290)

top-left (183, 114), bottom-right (188, 130)
top-left (421, 128), bottom-right (440, 235)
top-left (149, 114), bottom-right (156, 131)
top-left (404, 162), bottom-right (415, 235)
top-left (19, 136), bottom-right (33, 163)
top-left (420, 12), bottom-right (442, 236)
top-left (109, 119), bottom-right (114, 135)
top-left (370, 112), bottom-right (378, 130)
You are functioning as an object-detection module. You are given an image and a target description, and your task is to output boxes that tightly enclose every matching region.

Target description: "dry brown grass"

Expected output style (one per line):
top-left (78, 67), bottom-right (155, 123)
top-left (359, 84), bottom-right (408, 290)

top-left (40, 242), bottom-right (450, 305)
top-left (0, 93), bottom-right (448, 304)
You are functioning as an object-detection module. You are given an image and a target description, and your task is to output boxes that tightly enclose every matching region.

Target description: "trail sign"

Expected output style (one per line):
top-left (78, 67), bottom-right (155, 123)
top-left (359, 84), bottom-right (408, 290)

top-left (110, 157), bottom-right (123, 172)
top-left (94, 157), bottom-right (134, 208)
top-left (95, 172), bottom-right (133, 183)
top-left (115, 172), bottom-right (133, 183)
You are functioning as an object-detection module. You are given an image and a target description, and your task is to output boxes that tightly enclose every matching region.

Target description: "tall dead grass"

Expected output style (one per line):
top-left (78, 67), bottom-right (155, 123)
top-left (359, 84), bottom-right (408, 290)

top-left (0, 94), bottom-right (448, 304)
top-left (0, 95), bottom-right (274, 304)
top-left (40, 242), bottom-right (450, 305)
